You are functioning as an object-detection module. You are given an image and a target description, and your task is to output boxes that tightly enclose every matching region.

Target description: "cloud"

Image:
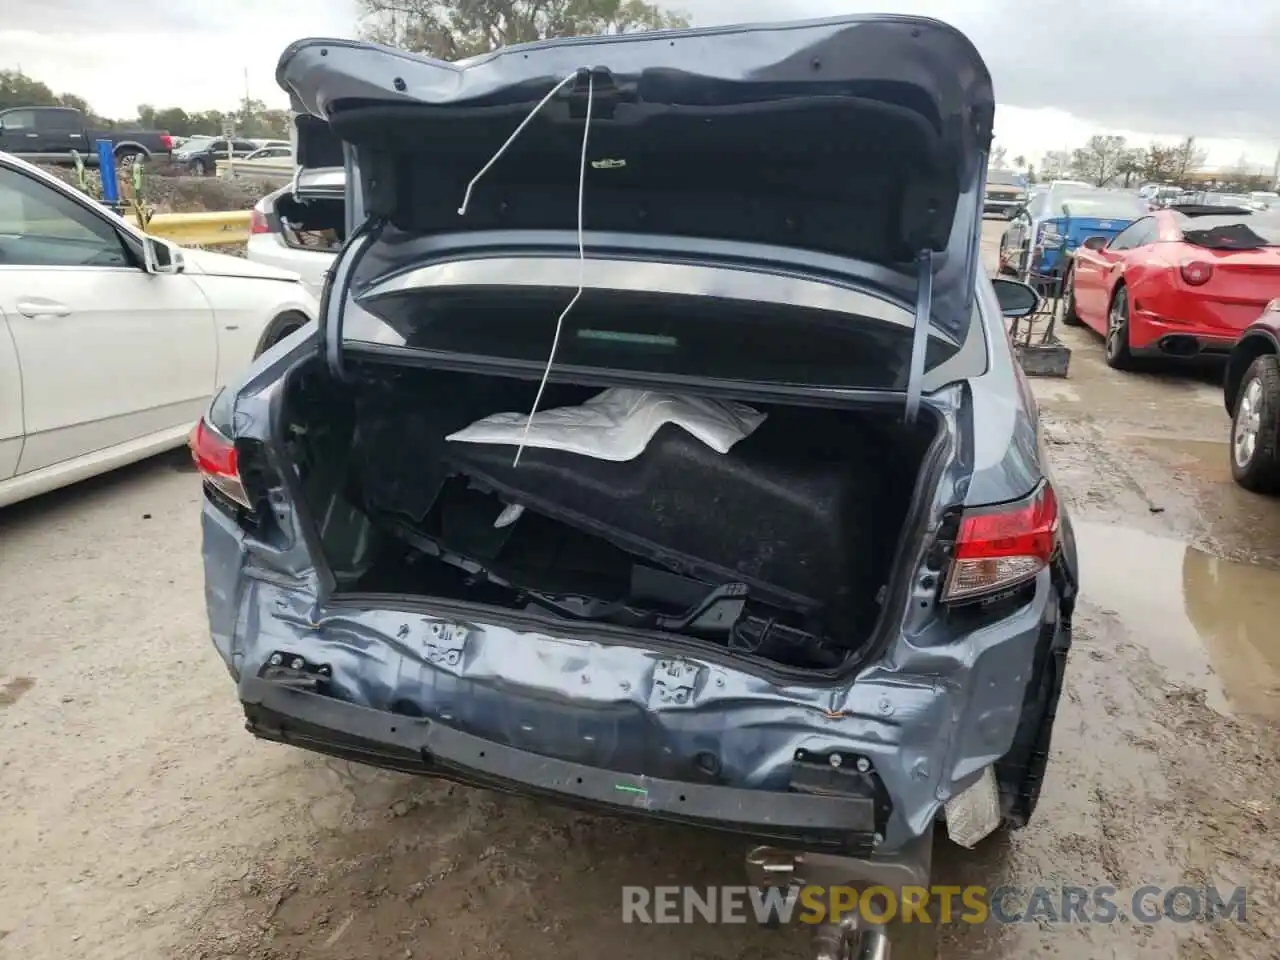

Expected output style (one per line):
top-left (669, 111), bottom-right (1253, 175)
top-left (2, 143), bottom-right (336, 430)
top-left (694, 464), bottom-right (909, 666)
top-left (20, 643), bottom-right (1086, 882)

top-left (2, 0), bottom-right (1276, 167)
top-left (673, 0), bottom-right (1279, 145)
top-left (0, 0), bottom-right (358, 116)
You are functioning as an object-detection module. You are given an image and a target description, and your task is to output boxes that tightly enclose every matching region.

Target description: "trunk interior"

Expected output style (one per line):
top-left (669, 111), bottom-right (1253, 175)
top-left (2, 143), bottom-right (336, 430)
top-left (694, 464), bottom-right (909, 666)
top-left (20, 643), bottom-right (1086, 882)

top-left (274, 191), bottom-right (345, 251)
top-left (277, 358), bottom-right (941, 672)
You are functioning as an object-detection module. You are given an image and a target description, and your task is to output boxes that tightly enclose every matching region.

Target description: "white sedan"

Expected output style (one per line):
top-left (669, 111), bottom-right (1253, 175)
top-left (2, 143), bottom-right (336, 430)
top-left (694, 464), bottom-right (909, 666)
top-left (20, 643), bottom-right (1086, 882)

top-left (247, 169), bottom-right (344, 299)
top-left (0, 152), bottom-right (318, 508)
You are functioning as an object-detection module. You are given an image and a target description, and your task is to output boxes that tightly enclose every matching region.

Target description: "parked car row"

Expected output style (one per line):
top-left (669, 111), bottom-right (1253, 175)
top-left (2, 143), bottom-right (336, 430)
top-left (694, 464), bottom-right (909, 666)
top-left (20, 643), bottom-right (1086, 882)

top-left (1028, 191), bottom-right (1280, 493)
top-left (0, 151), bottom-right (318, 507)
top-left (997, 183), bottom-right (1147, 283)
top-left (173, 138), bottom-right (291, 176)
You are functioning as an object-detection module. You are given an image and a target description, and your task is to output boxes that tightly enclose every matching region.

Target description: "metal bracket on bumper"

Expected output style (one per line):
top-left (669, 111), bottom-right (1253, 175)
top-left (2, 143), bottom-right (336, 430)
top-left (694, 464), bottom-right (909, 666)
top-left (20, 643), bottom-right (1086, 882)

top-left (744, 828), bottom-right (933, 960)
top-left (239, 677), bottom-right (879, 852)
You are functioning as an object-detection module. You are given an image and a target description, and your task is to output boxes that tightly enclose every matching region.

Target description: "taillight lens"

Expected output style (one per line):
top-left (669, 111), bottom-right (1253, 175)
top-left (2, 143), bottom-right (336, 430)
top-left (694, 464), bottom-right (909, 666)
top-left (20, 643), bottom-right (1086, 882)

top-left (159, 133), bottom-right (174, 150)
top-left (1180, 260), bottom-right (1214, 286)
top-left (189, 419), bottom-right (251, 508)
top-left (249, 208), bottom-right (272, 235)
top-left (943, 483), bottom-right (1060, 602)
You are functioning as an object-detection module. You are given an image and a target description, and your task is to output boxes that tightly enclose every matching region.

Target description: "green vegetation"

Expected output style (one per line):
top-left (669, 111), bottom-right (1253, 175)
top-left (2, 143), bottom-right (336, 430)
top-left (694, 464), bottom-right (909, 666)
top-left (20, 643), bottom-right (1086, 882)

top-left (358, 0), bottom-right (689, 59)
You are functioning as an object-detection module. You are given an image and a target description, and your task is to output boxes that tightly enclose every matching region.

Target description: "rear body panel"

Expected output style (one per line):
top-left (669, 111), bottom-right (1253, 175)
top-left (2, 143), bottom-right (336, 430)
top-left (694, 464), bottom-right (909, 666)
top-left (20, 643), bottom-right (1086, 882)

top-left (199, 263), bottom-right (1069, 854)
top-left (196, 16), bottom-right (1076, 862)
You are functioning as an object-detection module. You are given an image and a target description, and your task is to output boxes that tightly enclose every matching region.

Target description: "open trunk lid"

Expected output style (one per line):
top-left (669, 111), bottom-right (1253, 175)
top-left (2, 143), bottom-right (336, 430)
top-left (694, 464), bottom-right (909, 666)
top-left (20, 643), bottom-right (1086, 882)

top-left (1179, 214), bottom-right (1280, 305)
top-left (276, 15), bottom-right (994, 410)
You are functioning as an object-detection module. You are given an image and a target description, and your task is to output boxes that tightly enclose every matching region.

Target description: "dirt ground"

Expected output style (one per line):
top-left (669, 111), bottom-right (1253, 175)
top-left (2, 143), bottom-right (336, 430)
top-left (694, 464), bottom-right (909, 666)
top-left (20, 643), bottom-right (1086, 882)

top-left (37, 161), bottom-right (274, 213)
top-left (2, 221), bottom-right (1279, 959)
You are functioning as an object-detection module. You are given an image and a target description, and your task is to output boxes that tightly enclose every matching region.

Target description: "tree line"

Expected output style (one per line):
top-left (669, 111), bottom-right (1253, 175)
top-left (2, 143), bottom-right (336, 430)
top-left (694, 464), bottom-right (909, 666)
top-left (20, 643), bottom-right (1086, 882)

top-left (356, 0), bottom-right (689, 57)
top-left (1, 69), bottom-right (291, 139)
top-left (995, 135), bottom-right (1273, 192)
top-left (2, 0), bottom-right (686, 140)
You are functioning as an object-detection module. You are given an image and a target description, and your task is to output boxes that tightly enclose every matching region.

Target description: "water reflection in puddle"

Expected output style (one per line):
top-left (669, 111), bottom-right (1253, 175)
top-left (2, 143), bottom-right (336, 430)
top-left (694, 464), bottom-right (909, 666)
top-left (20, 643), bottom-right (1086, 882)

top-left (1075, 521), bottom-right (1280, 720)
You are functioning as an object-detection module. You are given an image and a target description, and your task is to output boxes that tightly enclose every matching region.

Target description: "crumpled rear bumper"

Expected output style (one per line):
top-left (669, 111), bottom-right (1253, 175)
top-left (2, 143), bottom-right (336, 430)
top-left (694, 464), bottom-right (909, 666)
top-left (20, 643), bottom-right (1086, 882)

top-left (241, 675), bottom-right (880, 853)
top-left (204, 477), bottom-right (1062, 856)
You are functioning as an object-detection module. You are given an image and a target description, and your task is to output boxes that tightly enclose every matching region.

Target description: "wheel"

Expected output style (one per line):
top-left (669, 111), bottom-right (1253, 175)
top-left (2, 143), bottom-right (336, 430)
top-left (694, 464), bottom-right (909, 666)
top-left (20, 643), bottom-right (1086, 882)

top-left (1061, 266), bottom-right (1083, 326)
top-left (253, 311), bottom-right (309, 359)
top-left (996, 239), bottom-right (1017, 276)
top-left (192, 158), bottom-right (208, 177)
top-left (1104, 285), bottom-right (1137, 370)
top-left (114, 148), bottom-right (143, 169)
top-left (1230, 354), bottom-right (1280, 494)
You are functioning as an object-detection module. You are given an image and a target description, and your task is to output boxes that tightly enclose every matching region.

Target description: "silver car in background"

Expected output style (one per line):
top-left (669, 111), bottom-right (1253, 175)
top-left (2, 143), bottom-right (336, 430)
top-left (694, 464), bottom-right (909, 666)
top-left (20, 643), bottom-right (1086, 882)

top-left (246, 168), bottom-right (344, 299)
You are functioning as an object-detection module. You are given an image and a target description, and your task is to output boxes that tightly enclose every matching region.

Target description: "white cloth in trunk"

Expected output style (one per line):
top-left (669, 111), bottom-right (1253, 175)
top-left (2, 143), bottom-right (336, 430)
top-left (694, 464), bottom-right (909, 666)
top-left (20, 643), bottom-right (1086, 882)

top-left (446, 388), bottom-right (767, 463)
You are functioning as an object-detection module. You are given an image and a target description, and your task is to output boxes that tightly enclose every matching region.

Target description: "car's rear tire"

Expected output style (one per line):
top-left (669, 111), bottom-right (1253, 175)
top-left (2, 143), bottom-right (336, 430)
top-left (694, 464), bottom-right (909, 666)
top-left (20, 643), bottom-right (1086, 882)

top-left (1230, 354), bottom-right (1280, 495)
top-left (114, 148), bottom-right (144, 169)
top-left (254, 311), bottom-right (309, 359)
top-left (1104, 285), bottom-right (1137, 370)
top-left (996, 238), bottom-right (1018, 276)
top-left (1061, 266), bottom-right (1083, 326)
top-left (192, 158), bottom-right (208, 177)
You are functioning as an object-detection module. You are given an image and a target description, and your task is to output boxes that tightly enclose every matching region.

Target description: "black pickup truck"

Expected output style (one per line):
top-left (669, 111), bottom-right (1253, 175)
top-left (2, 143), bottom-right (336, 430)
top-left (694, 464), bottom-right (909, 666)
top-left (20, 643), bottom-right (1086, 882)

top-left (0, 106), bottom-right (173, 166)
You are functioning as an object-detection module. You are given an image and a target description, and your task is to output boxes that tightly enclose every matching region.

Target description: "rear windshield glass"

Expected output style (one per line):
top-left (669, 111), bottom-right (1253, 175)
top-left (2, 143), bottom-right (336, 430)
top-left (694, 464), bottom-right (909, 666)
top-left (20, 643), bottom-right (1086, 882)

top-left (1181, 215), bottom-right (1280, 249)
top-left (987, 169), bottom-right (1021, 186)
top-left (1055, 194), bottom-right (1146, 219)
top-left (346, 288), bottom-right (960, 391)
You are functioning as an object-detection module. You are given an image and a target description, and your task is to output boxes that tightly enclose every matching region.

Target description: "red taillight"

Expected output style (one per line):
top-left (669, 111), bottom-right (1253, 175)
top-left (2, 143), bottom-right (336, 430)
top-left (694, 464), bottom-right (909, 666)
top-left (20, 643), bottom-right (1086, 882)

top-left (249, 207), bottom-right (272, 235)
top-left (159, 133), bottom-right (174, 150)
top-left (1180, 260), bottom-right (1214, 286)
top-left (943, 483), bottom-right (1060, 602)
top-left (189, 419), bottom-right (251, 508)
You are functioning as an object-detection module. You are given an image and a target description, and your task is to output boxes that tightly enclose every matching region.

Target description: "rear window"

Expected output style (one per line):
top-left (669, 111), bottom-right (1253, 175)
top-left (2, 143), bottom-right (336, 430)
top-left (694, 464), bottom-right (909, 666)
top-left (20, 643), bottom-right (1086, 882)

top-left (1055, 194), bottom-right (1145, 219)
top-left (1181, 215), bottom-right (1280, 250)
top-left (347, 287), bottom-right (959, 391)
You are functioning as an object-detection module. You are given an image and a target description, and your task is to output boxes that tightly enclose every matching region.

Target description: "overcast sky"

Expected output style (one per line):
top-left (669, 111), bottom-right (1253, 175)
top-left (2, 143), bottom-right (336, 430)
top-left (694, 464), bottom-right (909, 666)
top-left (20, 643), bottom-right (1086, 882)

top-left (2, 0), bottom-right (1276, 170)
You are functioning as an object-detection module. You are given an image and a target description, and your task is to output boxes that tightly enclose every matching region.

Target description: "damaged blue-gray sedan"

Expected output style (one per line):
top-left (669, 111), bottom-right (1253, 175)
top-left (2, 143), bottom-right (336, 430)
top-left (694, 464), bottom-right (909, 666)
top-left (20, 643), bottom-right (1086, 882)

top-left (196, 14), bottom-right (1079, 957)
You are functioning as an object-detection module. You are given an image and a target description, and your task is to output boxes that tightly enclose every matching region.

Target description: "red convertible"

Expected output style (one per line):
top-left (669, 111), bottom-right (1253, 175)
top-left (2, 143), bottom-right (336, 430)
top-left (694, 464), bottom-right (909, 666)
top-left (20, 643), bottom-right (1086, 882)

top-left (1063, 205), bottom-right (1280, 369)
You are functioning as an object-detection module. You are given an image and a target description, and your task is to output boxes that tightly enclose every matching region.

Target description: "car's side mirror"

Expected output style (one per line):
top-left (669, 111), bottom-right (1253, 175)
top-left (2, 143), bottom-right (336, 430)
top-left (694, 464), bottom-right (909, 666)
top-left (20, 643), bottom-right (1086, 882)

top-left (1082, 236), bottom-right (1110, 252)
top-left (991, 277), bottom-right (1040, 318)
top-left (142, 235), bottom-right (184, 275)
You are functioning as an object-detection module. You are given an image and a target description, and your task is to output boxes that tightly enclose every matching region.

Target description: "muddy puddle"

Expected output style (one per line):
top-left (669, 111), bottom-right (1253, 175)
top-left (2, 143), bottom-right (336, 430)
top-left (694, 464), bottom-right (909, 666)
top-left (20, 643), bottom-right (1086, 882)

top-left (1075, 520), bottom-right (1280, 720)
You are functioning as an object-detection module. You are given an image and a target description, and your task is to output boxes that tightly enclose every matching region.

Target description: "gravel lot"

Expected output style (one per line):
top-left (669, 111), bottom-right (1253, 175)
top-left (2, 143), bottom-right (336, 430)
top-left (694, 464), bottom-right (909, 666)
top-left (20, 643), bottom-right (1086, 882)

top-left (2, 221), bottom-right (1278, 959)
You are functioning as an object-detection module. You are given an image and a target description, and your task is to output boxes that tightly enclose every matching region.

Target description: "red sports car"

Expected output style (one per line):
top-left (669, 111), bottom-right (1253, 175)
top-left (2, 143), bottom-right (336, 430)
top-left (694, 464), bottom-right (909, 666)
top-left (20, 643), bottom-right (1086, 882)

top-left (1063, 205), bottom-right (1280, 369)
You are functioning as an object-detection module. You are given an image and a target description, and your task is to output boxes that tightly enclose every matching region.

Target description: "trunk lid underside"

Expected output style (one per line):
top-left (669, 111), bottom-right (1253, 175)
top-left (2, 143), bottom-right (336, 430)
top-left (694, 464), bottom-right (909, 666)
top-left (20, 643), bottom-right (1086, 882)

top-left (277, 15), bottom-right (995, 342)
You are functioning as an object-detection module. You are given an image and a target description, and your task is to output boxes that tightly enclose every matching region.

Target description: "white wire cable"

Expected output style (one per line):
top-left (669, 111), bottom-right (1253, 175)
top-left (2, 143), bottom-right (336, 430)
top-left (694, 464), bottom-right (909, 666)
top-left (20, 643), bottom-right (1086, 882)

top-left (456, 70), bottom-right (580, 217)
top-left (511, 70), bottom-right (593, 467)
top-left (454, 68), bottom-right (596, 468)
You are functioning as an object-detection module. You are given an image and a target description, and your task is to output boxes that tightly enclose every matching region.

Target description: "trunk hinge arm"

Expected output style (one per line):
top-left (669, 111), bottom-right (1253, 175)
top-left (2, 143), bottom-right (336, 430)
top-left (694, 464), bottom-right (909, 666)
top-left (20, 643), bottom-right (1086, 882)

top-left (322, 215), bottom-right (386, 380)
top-left (905, 248), bottom-right (934, 423)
